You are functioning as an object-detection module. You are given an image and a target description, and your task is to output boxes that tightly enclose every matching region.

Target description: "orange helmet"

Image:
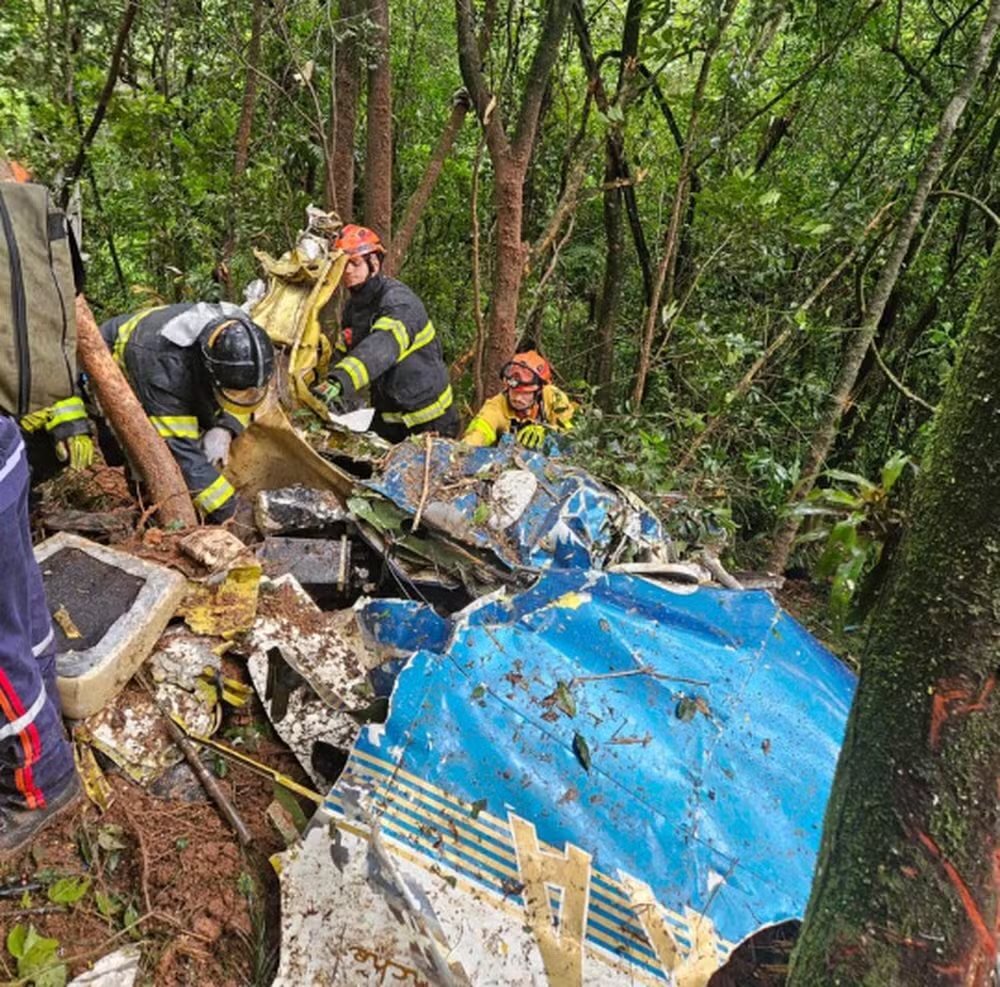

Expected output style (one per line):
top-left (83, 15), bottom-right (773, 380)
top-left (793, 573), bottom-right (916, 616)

top-left (1, 158), bottom-right (32, 183)
top-left (500, 350), bottom-right (553, 392)
top-left (335, 224), bottom-right (385, 257)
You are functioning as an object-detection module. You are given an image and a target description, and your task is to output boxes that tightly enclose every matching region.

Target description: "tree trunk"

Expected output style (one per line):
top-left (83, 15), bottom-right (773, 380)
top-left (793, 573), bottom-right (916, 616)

top-left (631, 0), bottom-right (742, 408)
top-left (327, 0), bottom-right (361, 217)
top-left (217, 0), bottom-right (263, 297)
top-left (364, 0), bottom-right (392, 239)
top-left (61, 0), bottom-right (139, 204)
top-left (485, 166), bottom-right (527, 386)
top-left (788, 246), bottom-right (1000, 987)
top-left (594, 140), bottom-right (624, 408)
top-left (768, 0), bottom-right (1000, 574)
top-left (456, 0), bottom-right (573, 388)
top-left (75, 297), bottom-right (197, 529)
top-left (385, 91), bottom-right (470, 275)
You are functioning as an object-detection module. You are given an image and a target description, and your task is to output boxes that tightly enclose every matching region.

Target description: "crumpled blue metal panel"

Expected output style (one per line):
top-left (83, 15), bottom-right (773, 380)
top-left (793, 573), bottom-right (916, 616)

top-left (346, 570), bottom-right (856, 955)
top-left (363, 439), bottom-right (664, 570)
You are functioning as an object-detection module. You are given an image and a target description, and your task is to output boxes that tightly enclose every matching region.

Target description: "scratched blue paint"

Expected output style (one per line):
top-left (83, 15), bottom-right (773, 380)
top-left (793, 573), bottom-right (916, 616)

top-left (364, 438), bottom-right (664, 570)
top-left (348, 570), bottom-right (856, 954)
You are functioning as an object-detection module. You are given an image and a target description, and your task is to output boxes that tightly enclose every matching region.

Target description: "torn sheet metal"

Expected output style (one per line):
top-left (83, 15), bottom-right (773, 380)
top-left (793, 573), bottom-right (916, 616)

top-left (362, 438), bottom-right (666, 573)
top-left (177, 562), bottom-right (262, 638)
top-left (245, 576), bottom-right (375, 785)
top-left (277, 572), bottom-right (855, 984)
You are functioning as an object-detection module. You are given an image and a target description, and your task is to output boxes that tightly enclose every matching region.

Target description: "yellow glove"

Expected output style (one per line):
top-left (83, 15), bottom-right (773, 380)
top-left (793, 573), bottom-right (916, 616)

top-left (19, 408), bottom-right (50, 432)
top-left (55, 434), bottom-right (96, 470)
top-left (516, 423), bottom-right (547, 450)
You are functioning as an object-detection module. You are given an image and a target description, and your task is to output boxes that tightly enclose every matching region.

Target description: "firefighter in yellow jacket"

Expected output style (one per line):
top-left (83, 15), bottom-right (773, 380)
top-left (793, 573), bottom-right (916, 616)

top-left (463, 351), bottom-right (575, 449)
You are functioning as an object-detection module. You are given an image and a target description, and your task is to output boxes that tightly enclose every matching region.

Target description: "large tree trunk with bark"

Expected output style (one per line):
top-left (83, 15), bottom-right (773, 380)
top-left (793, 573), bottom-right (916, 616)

top-left (788, 245), bottom-right (1000, 987)
top-left (487, 167), bottom-right (529, 383)
top-left (75, 297), bottom-right (196, 529)
top-left (327, 0), bottom-right (361, 218)
top-left (455, 0), bottom-right (573, 388)
top-left (364, 0), bottom-right (392, 239)
top-left (768, 0), bottom-right (1000, 573)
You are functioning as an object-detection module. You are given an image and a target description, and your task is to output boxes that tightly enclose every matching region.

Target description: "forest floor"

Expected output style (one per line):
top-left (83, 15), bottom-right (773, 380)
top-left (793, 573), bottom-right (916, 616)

top-left (0, 663), bottom-right (313, 987)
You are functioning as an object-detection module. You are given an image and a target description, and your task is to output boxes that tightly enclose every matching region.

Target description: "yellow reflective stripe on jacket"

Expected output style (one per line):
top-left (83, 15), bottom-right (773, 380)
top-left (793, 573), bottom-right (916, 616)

top-left (335, 355), bottom-right (370, 391)
top-left (372, 316), bottom-right (409, 354)
top-left (112, 306), bottom-right (168, 367)
top-left (45, 396), bottom-right (87, 431)
top-left (149, 415), bottom-right (201, 439)
top-left (400, 321), bottom-right (435, 359)
top-left (467, 416), bottom-right (496, 445)
top-left (381, 385), bottom-right (453, 427)
top-left (194, 474), bottom-right (235, 513)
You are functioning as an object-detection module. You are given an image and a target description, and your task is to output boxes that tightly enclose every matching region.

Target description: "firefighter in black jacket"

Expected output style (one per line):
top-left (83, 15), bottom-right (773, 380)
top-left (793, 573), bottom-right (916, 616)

top-left (99, 303), bottom-right (274, 522)
top-left (312, 225), bottom-right (458, 441)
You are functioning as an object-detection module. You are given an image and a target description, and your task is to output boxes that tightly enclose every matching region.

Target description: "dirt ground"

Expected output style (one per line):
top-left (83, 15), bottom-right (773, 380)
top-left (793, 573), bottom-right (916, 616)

top-left (0, 686), bottom-right (314, 987)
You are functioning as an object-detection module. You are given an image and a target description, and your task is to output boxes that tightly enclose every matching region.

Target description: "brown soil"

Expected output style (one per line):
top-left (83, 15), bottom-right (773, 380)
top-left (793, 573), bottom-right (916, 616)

top-left (0, 682), bottom-right (314, 986)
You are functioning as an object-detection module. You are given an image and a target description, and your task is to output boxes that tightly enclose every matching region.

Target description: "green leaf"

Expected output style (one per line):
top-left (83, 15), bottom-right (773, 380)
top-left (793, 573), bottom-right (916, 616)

top-left (47, 876), bottom-right (90, 905)
top-left (881, 451), bottom-right (910, 492)
top-left (552, 681), bottom-right (576, 718)
top-left (96, 825), bottom-right (127, 852)
top-left (823, 468), bottom-right (876, 494)
top-left (472, 502), bottom-right (490, 525)
top-left (676, 696), bottom-right (698, 722)
top-left (7, 922), bottom-right (27, 959)
top-left (471, 684), bottom-right (486, 700)
top-left (572, 733), bottom-right (591, 772)
top-left (758, 189), bottom-right (781, 207)
top-left (95, 891), bottom-right (121, 918)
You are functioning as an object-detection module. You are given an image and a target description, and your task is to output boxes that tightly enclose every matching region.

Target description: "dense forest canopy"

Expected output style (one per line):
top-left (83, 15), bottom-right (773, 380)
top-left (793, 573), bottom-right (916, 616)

top-left (2, 0), bottom-right (997, 578)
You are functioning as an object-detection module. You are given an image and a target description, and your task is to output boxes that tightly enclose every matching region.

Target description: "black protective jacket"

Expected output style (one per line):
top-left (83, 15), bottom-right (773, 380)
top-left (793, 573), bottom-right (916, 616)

top-left (329, 274), bottom-right (456, 439)
top-left (99, 303), bottom-right (247, 520)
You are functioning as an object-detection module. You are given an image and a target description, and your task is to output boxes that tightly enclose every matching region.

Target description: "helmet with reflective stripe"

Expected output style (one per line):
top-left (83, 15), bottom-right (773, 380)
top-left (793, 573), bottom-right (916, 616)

top-left (335, 224), bottom-right (385, 257)
top-left (198, 315), bottom-right (275, 405)
top-left (500, 350), bottom-right (553, 391)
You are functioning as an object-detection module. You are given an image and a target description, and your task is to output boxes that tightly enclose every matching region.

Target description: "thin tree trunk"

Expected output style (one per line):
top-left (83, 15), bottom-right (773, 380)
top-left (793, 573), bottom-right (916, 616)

top-left (328, 0), bottom-right (361, 217)
top-left (75, 297), bottom-right (196, 529)
top-left (631, 0), bottom-right (742, 407)
top-left (385, 91), bottom-right (470, 275)
top-left (364, 0), bottom-right (392, 238)
top-left (218, 0), bottom-right (264, 297)
top-left (768, 0), bottom-right (1000, 574)
top-left (789, 245), bottom-right (1000, 987)
top-left (61, 0), bottom-right (140, 203)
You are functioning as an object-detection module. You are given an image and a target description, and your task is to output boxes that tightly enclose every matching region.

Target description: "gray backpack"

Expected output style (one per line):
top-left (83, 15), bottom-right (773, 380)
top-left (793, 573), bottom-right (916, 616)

top-left (0, 182), bottom-right (78, 418)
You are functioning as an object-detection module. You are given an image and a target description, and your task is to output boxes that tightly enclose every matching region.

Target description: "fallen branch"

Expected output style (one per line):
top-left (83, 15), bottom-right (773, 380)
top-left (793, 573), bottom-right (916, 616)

top-left (411, 433), bottom-right (434, 532)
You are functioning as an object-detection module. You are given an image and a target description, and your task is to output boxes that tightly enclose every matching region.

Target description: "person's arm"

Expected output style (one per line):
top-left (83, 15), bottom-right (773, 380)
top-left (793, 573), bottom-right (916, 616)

top-left (462, 395), bottom-right (508, 447)
top-left (328, 299), bottom-right (424, 399)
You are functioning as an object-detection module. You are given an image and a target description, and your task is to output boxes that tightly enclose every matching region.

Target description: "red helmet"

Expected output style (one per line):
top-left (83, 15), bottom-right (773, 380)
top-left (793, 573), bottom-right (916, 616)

top-left (500, 350), bottom-right (553, 391)
top-left (335, 224), bottom-right (385, 257)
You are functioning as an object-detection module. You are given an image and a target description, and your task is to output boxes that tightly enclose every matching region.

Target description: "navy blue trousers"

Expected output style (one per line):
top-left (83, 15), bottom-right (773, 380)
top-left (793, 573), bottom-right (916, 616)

top-left (0, 416), bottom-right (75, 809)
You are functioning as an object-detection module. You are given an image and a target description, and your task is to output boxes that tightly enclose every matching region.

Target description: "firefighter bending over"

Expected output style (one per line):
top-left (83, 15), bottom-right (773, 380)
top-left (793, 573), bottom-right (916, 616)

top-left (99, 303), bottom-right (274, 522)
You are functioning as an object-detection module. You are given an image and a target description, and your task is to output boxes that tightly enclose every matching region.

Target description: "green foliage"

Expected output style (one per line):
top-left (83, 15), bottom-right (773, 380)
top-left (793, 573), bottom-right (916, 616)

top-left (795, 451), bottom-right (912, 628)
top-left (6, 923), bottom-right (66, 987)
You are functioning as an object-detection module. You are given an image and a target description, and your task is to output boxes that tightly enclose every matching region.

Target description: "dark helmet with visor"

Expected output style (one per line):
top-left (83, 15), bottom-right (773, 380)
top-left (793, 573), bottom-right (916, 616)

top-left (198, 315), bottom-right (275, 409)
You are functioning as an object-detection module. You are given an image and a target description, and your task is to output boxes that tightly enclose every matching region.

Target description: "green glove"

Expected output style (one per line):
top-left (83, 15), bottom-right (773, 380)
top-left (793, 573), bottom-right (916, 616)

top-left (55, 434), bottom-right (96, 470)
top-left (516, 423), bottom-right (547, 450)
top-left (312, 379), bottom-right (343, 409)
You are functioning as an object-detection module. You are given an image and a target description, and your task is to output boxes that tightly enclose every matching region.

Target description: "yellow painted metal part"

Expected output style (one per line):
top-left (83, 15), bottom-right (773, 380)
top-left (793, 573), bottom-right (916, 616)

top-left (177, 563), bottom-right (262, 639)
top-left (225, 229), bottom-right (359, 504)
top-left (226, 392), bottom-right (356, 501)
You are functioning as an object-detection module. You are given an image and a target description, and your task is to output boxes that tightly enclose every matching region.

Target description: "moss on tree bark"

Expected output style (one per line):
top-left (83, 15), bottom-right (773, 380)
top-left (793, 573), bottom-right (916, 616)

top-left (788, 250), bottom-right (1000, 984)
